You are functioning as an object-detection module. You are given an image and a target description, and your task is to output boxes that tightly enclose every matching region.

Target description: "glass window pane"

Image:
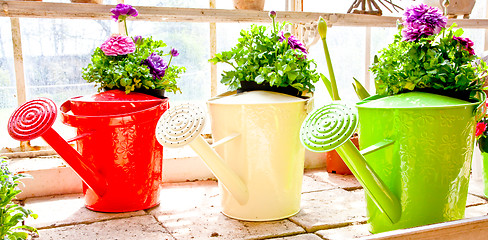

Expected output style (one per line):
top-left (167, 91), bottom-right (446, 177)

top-left (0, 19), bottom-right (19, 149)
top-left (20, 18), bottom-right (113, 146)
top-left (128, 21), bottom-right (211, 103)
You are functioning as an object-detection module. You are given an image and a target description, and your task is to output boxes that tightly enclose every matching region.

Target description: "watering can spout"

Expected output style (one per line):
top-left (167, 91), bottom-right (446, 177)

top-left (155, 104), bottom-right (249, 205)
top-left (336, 140), bottom-right (402, 223)
top-left (300, 103), bottom-right (402, 224)
top-left (8, 98), bottom-right (108, 197)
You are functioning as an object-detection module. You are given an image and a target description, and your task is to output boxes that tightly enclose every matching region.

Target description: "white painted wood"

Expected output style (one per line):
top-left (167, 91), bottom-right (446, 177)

top-left (10, 17), bottom-right (26, 106)
top-left (364, 27), bottom-right (371, 92)
top-left (361, 215), bottom-right (488, 240)
top-left (209, 0), bottom-right (217, 97)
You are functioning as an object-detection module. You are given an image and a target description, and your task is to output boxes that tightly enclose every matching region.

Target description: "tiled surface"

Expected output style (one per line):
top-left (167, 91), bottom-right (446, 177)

top-left (22, 170), bottom-right (488, 240)
top-left (316, 224), bottom-right (371, 239)
top-left (38, 215), bottom-right (173, 240)
top-left (289, 189), bottom-right (367, 232)
top-left (24, 194), bottom-right (146, 229)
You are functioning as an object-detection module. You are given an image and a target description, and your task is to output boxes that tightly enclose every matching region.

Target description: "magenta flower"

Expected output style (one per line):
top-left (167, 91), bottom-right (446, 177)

top-left (111, 4), bottom-right (138, 22)
top-left (453, 36), bottom-right (475, 55)
top-left (477, 122), bottom-right (487, 137)
top-left (401, 4), bottom-right (447, 41)
top-left (100, 34), bottom-right (135, 56)
top-left (170, 48), bottom-right (179, 57)
top-left (401, 23), bottom-right (436, 42)
top-left (279, 32), bottom-right (307, 54)
top-left (142, 53), bottom-right (168, 80)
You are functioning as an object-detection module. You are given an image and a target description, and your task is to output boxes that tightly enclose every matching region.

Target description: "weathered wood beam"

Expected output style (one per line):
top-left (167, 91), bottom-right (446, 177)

top-left (0, 1), bottom-right (399, 27)
top-left (1, 1), bottom-right (487, 28)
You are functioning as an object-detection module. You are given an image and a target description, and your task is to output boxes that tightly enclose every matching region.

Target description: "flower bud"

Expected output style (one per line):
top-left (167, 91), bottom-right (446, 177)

top-left (443, 0), bottom-right (450, 8)
top-left (269, 10), bottom-right (277, 19)
top-left (283, 32), bottom-right (291, 39)
top-left (133, 35), bottom-right (143, 44)
top-left (318, 17), bottom-right (327, 40)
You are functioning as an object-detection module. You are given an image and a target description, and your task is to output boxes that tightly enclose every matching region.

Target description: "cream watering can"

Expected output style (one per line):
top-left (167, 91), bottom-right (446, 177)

top-left (156, 91), bottom-right (312, 221)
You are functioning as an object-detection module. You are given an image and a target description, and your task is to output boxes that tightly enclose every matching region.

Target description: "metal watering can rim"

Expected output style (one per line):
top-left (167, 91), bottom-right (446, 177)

top-left (357, 91), bottom-right (484, 109)
top-left (208, 90), bottom-right (312, 105)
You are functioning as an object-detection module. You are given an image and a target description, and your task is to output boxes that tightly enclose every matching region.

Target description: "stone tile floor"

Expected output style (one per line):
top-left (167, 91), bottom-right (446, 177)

top-left (23, 169), bottom-right (488, 240)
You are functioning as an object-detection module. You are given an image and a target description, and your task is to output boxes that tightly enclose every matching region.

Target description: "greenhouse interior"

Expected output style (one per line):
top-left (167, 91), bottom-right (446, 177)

top-left (2, 0), bottom-right (488, 239)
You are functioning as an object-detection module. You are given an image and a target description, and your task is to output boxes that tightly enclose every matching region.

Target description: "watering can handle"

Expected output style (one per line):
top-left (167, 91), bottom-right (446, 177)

top-left (475, 94), bottom-right (487, 122)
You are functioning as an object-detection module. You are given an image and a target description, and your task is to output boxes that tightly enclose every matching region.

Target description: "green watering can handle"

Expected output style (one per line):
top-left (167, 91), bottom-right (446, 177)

top-left (474, 91), bottom-right (487, 122)
top-left (300, 103), bottom-right (402, 224)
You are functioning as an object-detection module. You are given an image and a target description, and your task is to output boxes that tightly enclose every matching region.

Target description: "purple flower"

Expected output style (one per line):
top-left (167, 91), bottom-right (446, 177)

top-left (133, 36), bottom-right (143, 44)
top-left (111, 4), bottom-right (138, 22)
top-left (401, 4), bottom-right (447, 41)
top-left (453, 36), bottom-right (475, 55)
top-left (279, 31), bottom-right (307, 54)
top-left (100, 34), bottom-right (135, 56)
top-left (142, 53), bottom-right (168, 80)
top-left (170, 48), bottom-right (179, 57)
top-left (269, 11), bottom-right (277, 18)
top-left (401, 23), bottom-right (435, 42)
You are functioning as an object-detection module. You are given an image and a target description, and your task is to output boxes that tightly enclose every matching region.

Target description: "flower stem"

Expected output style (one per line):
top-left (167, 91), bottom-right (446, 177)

top-left (124, 19), bottom-right (129, 36)
top-left (322, 38), bottom-right (340, 100)
top-left (272, 18), bottom-right (276, 33)
top-left (167, 55), bottom-right (174, 68)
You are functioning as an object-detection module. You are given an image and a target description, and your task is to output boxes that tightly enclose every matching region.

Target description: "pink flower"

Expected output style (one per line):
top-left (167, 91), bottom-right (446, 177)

top-left (453, 36), bottom-right (475, 55)
top-left (476, 122), bottom-right (487, 137)
top-left (100, 34), bottom-right (135, 56)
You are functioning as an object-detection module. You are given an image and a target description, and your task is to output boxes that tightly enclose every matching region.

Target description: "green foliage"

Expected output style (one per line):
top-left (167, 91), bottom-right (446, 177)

top-left (371, 24), bottom-right (487, 100)
top-left (209, 22), bottom-right (319, 94)
top-left (82, 36), bottom-right (186, 94)
top-left (0, 157), bottom-right (38, 240)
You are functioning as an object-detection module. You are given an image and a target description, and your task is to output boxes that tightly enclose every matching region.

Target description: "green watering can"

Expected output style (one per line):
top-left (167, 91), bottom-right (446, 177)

top-left (301, 92), bottom-right (486, 233)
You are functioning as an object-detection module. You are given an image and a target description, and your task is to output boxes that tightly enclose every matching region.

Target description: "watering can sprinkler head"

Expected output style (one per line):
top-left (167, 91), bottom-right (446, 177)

top-left (300, 102), bottom-right (402, 224)
top-left (155, 104), bottom-right (249, 205)
top-left (8, 98), bottom-right (108, 197)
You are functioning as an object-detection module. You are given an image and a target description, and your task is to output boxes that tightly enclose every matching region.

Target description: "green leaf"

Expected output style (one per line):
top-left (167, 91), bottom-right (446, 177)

top-left (255, 75), bottom-right (265, 84)
top-left (352, 77), bottom-right (370, 100)
top-left (453, 28), bottom-right (464, 37)
top-left (287, 71), bottom-right (298, 81)
top-left (320, 73), bottom-right (334, 100)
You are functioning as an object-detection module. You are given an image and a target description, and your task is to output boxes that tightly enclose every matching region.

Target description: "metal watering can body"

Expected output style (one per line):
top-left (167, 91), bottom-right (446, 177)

top-left (357, 92), bottom-right (481, 233)
top-left (301, 91), bottom-right (485, 233)
top-left (8, 90), bottom-right (168, 212)
top-left (208, 91), bottom-right (312, 221)
top-left (156, 90), bottom-right (312, 221)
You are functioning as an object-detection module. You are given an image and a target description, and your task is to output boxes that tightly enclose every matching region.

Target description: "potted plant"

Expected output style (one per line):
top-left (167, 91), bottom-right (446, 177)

top-left (358, 3), bottom-right (487, 233)
top-left (209, 11), bottom-right (319, 97)
top-left (82, 3), bottom-right (186, 97)
top-left (0, 157), bottom-right (38, 240)
top-left (202, 12), bottom-right (319, 221)
top-left (303, 3), bottom-right (488, 234)
top-left (233, 0), bottom-right (265, 10)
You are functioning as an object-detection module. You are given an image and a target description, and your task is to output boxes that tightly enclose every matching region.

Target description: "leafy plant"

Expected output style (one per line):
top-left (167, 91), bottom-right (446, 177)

top-left (0, 157), bottom-right (38, 240)
top-left (82, 4), bottom-right (186, 94)
top-left (82, 36), bottom-right (185, 94)
top-left (209, 11), bottom-right (319, 94)
top-left (371, 4), bottom-right (487, 101)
